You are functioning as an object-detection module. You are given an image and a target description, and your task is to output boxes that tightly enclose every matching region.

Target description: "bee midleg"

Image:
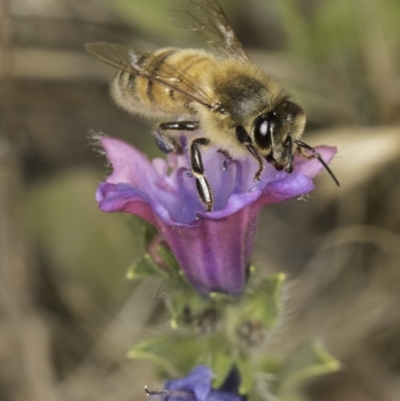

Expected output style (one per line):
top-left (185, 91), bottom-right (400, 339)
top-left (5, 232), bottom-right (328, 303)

top-left (189, 138), bottom-right (213, 212)
top-left (217, 149), bottom-right (233, 173)
top-left (153, 121), bottom-right (199, 154)
top-left (235, 125), bottom-right (264, 181)
top-left (218, 149), bottom-right (233, 160)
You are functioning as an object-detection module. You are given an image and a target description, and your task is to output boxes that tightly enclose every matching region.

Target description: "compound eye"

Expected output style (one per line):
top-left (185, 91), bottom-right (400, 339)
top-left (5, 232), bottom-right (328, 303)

top-left (254, 112), bottom-right (275, 149)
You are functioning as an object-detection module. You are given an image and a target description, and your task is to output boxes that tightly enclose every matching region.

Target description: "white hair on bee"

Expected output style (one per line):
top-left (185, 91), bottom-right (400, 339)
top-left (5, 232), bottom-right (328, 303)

top-left (129, 50), bottom-right (143, 71)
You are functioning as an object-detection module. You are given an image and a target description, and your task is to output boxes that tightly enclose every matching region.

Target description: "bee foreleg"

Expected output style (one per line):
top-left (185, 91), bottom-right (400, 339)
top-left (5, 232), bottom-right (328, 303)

top-left (284, 134), bottom-right (294, 173)
top-left (153, 121), bottom-right (200, 154)
top-left (235, 125), bottom-right (264, 181)
top-left (190, 138), bottom-right (214, 212)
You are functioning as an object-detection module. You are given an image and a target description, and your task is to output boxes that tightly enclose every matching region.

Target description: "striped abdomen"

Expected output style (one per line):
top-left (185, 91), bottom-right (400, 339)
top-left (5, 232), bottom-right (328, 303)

top-left (111, 48), bottom-right (216, 118)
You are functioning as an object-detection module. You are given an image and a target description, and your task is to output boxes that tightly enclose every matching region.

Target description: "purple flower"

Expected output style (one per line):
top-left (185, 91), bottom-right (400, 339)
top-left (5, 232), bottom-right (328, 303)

top-left (96, 135), bottom-right (337, 295)
top-left (148, 365), bottom-right (243, 401)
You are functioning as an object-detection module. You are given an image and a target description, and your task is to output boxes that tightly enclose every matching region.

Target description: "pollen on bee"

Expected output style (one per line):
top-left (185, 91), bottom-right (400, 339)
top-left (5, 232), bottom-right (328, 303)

top-left (218, 23), bottom-right (234, 47)
top-left (128, 51), bottom-right (142, 71)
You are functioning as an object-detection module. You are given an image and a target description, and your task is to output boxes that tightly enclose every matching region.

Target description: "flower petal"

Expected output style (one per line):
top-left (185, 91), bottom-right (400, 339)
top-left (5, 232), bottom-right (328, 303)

top-left (164, 366), bottom-right (243, 401)
top-left (294, 145), bottom-right (337, 178)
top-left (165, 366), bottom-right (212, 401)
top-left (159, 207), bottom-right (258, 294)
top-left (96, 136), bottom-right (338, 295)
top-left (100, 136), bottom-right (158, 189)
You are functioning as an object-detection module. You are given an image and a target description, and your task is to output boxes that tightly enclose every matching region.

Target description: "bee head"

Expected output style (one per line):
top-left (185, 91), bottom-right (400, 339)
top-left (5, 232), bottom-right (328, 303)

top-left (252, 100), bottom-right (306, 158)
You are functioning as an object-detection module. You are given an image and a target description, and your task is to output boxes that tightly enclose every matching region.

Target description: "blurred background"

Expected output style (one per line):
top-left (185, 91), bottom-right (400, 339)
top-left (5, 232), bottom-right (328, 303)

top-left (1, 0), bottom-right (400, 400)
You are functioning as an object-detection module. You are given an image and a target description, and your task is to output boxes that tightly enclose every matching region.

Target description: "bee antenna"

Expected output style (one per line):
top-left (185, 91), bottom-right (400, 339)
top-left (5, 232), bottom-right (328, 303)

top-left (294, 140), bottom-right (340, 187)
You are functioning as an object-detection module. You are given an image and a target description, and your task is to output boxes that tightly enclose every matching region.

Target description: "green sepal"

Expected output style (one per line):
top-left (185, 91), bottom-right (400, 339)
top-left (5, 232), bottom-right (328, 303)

top-left (236, 356), bottom-right (254, 395)
top-left (229, 273), bottom-right (285, 333)
top-left (126, 253), bottom-right (169, 280)
top-left (209, 348), bottom-right (234, 388)
top-left (126, 219), bottom-right (192, 285)
top-left (209, 292), bottom-right (235, 304)
top-left (166, 290), bottom-right (204, 329)
top-left (126, 220), bottom-right (171, 280)
top-left (156, 245), bottom-right (183, 280)
top-left (280, 341), bottom-right (340, 391)
top-left (127, 334), bottom-right (203, 376)
top-left (167, 290), bottom-right (224, 332)
top-left (142, 222), bottom-right (158, 247)
top-left (247, 273), bottom-right (285, 329)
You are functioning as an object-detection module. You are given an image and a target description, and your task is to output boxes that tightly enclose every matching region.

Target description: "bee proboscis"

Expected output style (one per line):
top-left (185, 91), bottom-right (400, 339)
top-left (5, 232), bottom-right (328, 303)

top-left (86, 0), bottom-right (339, 211)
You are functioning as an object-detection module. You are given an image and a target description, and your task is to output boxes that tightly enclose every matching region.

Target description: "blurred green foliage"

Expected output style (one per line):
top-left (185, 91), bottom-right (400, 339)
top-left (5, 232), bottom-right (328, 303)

top-left (273, 0), bottom-right (400, 61)
top-left (25, 169), bottom-right (143, 307)
top-left (106, 0), bottom-right (243, 47)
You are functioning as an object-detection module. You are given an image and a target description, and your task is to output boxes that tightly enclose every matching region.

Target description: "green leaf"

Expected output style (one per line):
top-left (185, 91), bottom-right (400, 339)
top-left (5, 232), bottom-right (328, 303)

top-left (128, 334), bottom-right (203, 376)
top-left (280, 341), bottom-right (340, 391)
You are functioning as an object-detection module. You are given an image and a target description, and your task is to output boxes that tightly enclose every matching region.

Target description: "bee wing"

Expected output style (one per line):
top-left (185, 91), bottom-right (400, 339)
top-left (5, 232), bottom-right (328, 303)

top-left (169, 0), bottom-right (250, 64)
top-left (85, 42), bottom-right (216, 109)
top-left (85, 42), bottom-right (148, 75)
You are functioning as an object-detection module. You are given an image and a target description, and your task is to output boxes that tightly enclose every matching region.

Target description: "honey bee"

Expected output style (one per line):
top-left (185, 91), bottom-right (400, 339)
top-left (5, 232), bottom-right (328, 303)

top-left (86, 0), bottom-right (339, 211)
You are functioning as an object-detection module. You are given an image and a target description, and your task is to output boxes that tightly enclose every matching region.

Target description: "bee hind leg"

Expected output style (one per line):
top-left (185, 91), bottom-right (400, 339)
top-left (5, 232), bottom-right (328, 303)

top-left (190, 138), bottom-right (214, 212)
top-left (153, 121), bottom-right (200, 154)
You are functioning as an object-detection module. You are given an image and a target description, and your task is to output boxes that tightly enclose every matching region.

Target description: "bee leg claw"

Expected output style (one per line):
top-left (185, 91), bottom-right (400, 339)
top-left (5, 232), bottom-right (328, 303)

top-left (184, 169), bottom-right (193, 178)
top-left (153, 130), bottom-right (182, 154)
top-left (196, 175), bottom-right (213, 212)
top-left (254, 173), bottom-right (262, 182)
top-left (218, 149), bottom-right (233, 172)
top-left (236, 125), bottom-right (264, 182)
